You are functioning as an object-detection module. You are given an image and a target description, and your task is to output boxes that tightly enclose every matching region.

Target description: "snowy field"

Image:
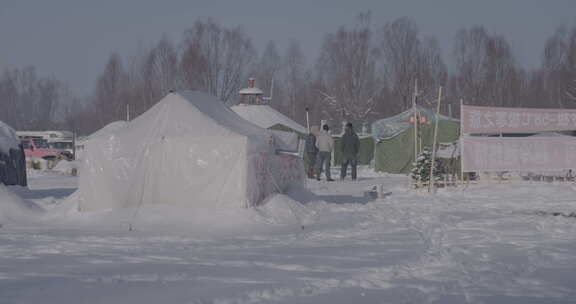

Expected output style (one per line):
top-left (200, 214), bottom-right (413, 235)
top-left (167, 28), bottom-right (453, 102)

top-left (2, 169), bottom-right (576, 303)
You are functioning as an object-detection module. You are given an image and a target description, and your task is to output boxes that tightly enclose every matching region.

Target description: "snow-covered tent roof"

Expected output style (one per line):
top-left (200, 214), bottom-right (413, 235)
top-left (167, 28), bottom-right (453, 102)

top-left (0, 120), bottom-right (19, 154)
top-left (88, 121), bottom-right (128, 140)
top-left (231, 104), bottom-right (307, 134)
top-left (76, 121), bottom-right (129, 147)
top-left (78, 91), bottom-right (303, 212)
top-left (372, 105), bottom-right (459, 139)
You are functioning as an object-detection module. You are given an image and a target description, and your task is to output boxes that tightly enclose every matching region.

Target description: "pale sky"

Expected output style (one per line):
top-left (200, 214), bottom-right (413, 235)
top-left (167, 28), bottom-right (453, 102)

top-left (1, 0), bottom-right (575, 95)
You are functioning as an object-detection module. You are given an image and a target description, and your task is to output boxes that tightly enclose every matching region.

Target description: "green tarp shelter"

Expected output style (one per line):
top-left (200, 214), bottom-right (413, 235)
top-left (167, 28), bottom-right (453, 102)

top-left (372, 106), bottom-right (460, 174)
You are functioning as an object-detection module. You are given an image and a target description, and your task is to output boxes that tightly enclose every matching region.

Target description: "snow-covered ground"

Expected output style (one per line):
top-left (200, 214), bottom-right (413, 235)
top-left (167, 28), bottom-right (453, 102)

top-left (2, 168), bottom-right (576, 303)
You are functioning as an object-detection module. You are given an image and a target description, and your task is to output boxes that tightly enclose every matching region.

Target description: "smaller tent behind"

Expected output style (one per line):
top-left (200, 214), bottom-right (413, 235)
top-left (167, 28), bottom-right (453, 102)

top-left (78, 91), bottom-right (304, 212)
top-left (75, 121), bottom-right (129, 160)
top-left (231, 104), bottom-right (307, 152)
top-left (0, 120), bottom-right (27, 186)
top-left (372, 106), bottom-right (459, 174)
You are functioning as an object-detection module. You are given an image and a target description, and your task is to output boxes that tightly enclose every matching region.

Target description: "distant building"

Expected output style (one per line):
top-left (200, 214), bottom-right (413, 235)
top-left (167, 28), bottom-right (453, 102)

top-left (238, 78), bottom-right (264, 105)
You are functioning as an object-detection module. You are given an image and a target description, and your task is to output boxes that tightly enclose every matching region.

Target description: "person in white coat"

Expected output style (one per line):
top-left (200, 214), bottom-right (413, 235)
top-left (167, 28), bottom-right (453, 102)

top-left (315, 124), bottom-right (335, 181)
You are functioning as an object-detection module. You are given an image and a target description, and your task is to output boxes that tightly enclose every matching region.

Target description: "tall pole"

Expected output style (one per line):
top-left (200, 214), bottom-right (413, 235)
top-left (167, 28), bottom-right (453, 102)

top-left (270, 78), bottom-right (275, 103)
top-left (460, 98), bottom-right (464, 182)
top-left (428, 86), bottom-right (443, 193)
top-left (126, 104), bottom-right (130, 122)
top-left (413, 79), bottom-right (419, 164)
top-left (305, 107), bottom-right (310, 133)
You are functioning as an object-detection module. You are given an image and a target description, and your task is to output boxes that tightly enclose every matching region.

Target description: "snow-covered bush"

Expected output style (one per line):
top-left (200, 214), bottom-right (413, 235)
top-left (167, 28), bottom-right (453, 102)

top-left (411, 147), bottom-right (441, 186)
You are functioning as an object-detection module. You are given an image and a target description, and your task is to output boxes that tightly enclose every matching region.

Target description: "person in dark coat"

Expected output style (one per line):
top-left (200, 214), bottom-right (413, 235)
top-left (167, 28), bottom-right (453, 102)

top-left (304, 126), bottom-right (319, 178)
top-left (340, 122), bottom-right (360, 180)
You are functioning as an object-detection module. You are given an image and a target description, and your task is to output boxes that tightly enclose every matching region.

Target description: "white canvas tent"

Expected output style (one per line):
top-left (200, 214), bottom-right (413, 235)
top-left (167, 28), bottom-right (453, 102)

top-left (78, 91), bottom-right (304, 212)
top-left (0, 120), bottom-right (27, 186)
top-left (231, 104), bottom-right (307, 152)
top-left (0, 120), bottom-right (20, 154)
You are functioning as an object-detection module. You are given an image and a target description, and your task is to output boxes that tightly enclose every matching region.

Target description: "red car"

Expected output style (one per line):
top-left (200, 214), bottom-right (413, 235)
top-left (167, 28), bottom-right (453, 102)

top-left (20, 138), bottom-right (62, 160)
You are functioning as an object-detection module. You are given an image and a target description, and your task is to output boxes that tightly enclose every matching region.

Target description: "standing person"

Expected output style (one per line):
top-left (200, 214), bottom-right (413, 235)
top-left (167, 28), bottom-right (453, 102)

top-left (304, 126), bottom-right (319, 178)
top-left (340, 122), bottom-right (360, 181)
top-left (315, 124), bottom-right (335, 181)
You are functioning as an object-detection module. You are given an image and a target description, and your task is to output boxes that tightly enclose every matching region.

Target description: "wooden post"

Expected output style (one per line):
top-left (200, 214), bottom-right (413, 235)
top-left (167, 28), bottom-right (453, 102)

top-left (459, 98), bottom-right (464, 184)
top-left (428, 86), bottom-right (443, 193)
top-left (413, 79), bottom-right (419, 167)
top-left (305, 107), bottom-right (310, 133)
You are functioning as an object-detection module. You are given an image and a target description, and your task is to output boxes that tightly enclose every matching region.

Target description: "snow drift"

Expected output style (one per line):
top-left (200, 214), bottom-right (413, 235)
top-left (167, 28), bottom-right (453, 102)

top-left (77, 91), bottom-right (304, 212)
top-left (0, 184), bottom-right (41, 222)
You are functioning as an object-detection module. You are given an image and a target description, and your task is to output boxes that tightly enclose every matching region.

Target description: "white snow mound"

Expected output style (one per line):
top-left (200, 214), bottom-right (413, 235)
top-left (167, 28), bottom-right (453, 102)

top-left (0, 184), bottom-right (42, 222)
top-left (51, 160), bottom-right (80, 175)
top-left (256, 193), bottom-right (320, 226)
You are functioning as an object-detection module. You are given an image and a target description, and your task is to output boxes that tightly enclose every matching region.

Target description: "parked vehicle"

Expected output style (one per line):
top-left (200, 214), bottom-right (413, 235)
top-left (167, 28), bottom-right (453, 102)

top-left (48, 140), bottom-right (74, 160)
top-left (20, 138), bottom-right (62, 160)
top-left (17, 130), bottom-right (75, 160)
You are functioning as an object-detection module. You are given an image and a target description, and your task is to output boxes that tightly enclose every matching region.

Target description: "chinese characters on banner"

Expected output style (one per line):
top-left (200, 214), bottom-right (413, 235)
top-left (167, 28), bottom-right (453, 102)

top-left (461, 136), bottom-right (576, 172)
top-left (461, 105), bottom-right (576, 134)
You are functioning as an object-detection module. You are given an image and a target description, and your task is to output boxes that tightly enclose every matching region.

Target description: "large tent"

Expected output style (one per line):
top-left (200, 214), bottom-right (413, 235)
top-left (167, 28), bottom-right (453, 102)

top-left (372, 106), bottom-right (460, 174)
top-left (0, 120), bottom-right (27, 186)
top-left (78, 91), bottom-right (304, 212)
top-left (231, 104), bottom-right (307, 152)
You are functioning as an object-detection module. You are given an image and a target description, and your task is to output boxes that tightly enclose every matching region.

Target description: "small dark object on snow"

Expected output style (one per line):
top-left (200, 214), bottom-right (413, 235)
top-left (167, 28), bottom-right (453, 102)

top-left (364, 186), bottom-right (379, 200)
top-left (535, 211), bottom-right (576, 218)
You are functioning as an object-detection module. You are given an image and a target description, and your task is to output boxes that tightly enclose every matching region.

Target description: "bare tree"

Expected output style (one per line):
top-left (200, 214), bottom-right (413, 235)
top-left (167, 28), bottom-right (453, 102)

top-left (317, 13), bottom-right (381, 120)
top-left (452, 25), bottom-right (524, 108)
top-left (255, 41), bottom-right (283, 105)
top-left (379, 17), bottom-right (422, 112)
top-left (378, 17), bottom-right (449, 113)
top-left (180, 19), bottom-right (255, 102)
top-left (133, 36), bottom-right (180, 113)
top-left (0, 67), bottom-right (66, 130)
top-left (417, 38), bottom-right (448, 107)
top-left (283, 40), bottom-right (307, 119)
top-left (542, 25), bottom-right (576, 107)
top-left (93, 53), bottom-right (129, 124)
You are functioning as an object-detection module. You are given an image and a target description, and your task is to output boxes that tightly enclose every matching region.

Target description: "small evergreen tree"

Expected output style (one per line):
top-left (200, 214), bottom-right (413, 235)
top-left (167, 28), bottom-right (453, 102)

top-left (411, 147), bottom-right (441, 186)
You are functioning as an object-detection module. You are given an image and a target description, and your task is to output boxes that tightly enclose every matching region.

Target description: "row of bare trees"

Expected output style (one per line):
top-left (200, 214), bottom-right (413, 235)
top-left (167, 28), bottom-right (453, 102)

top-left (62, 18), bottom-right (257, 134)
top-left (2, 15), bottom-right (576, 135)
top-left (0, 67), bottom-right (70, 130)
